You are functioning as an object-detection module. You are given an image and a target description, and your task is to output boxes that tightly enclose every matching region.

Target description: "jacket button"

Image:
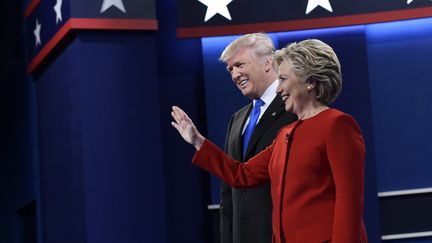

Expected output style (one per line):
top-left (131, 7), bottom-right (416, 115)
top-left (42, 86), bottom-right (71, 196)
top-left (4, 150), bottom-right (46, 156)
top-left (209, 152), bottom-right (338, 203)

top-left (241, 189), bottom-right (247, 194)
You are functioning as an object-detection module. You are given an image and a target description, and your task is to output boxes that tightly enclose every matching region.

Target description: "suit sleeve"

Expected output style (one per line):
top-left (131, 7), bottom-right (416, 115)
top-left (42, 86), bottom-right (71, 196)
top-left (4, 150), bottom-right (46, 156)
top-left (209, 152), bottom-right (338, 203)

top-left (193, 139), bottom-right (273, 188)
top-left (326, 114), bottom-right (365, 243)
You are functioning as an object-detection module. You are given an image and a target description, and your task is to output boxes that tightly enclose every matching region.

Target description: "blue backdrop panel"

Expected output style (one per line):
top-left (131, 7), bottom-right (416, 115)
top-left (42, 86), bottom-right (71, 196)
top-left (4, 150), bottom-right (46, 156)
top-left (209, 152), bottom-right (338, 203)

top-left (36, 32), bottom-right (167, 243)
top-left (155, 0), bottom-right (213, 242)
top-left (76, 32), bottom-right (167, 243)
top-left (0, 23), bottom-right (37, 243)
top-left (366, 18), bottom-right (432, 192)
top-left (37, 37), bottom-right (87, 243)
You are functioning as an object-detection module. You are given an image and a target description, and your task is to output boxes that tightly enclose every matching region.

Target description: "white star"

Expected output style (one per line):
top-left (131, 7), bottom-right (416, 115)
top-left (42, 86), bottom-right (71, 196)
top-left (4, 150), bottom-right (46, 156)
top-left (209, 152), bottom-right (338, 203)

top-left (198, 0), bottom-right (233, 22)
top-left (100, 0), bottom-right (126, 13)
top-left (33, 19), bottom-right (42, 47)
top-left (407, 0), bottom-right (414, 4)
top-left (53, 0), bottom-right (63, 24)
top-left (305, 0), bottom-right (333, 14)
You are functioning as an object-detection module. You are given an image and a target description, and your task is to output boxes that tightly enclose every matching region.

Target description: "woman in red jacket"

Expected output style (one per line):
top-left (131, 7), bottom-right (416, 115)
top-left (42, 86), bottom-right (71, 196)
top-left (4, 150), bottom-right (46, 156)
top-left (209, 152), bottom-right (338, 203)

top-left (171, 39), bottom-right (367, 243)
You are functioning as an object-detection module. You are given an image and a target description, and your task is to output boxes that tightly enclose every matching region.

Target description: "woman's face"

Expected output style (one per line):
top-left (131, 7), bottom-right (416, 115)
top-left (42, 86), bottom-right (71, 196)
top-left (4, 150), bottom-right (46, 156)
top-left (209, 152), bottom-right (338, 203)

top-left (276, 60), bottom-right (309, 114)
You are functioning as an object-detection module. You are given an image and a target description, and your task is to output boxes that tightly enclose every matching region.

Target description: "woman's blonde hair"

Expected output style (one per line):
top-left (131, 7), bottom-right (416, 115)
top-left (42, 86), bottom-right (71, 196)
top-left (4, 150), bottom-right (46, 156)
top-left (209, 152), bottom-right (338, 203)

top-left (274, 39), bottom-right (342, 105)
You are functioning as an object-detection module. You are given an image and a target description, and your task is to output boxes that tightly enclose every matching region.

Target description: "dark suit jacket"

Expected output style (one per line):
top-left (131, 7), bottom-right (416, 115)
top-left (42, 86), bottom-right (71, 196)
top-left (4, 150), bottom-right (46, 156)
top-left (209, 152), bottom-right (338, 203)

top-left (220, 95), bottom-right (297, 243)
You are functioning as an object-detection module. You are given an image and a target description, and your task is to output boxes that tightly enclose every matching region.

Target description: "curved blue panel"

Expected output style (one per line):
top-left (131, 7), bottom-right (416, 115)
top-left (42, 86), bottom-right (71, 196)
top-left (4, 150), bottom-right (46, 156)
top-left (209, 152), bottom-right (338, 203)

top-left (366, 17), bottom-right (432, 192)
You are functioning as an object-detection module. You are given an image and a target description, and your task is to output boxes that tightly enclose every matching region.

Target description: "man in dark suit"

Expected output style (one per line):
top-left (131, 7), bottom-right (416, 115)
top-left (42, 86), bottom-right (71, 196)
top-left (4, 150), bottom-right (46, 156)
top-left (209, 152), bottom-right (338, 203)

top-left (218, 33), bottom-right (297, 243)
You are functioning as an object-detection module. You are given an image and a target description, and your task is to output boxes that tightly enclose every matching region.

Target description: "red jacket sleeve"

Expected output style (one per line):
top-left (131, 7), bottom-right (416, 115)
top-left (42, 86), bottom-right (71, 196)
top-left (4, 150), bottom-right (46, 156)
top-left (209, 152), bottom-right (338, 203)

top-left (326, 114), bottom-right (366, 243)
top-left (192, 139), bottom-right (274, 188)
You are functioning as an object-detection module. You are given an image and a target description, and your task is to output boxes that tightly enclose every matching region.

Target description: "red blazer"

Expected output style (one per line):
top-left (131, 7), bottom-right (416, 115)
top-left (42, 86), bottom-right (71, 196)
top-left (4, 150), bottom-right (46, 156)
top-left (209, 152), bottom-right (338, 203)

top-left (193, 109), bottom-right (367, 243)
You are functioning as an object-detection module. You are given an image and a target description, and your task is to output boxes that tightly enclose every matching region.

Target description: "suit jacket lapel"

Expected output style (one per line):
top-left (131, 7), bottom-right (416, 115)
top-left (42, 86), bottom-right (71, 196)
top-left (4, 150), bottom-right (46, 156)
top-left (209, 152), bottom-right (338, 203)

top-left (230, 104), bottom-right (252, 161)
top-left (244, 95), bottom-right (285, 159)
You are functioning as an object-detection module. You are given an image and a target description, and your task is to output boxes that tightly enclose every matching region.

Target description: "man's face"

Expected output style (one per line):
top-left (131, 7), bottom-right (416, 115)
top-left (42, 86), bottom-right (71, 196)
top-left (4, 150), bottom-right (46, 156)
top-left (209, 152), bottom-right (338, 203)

top-left (226, 48), bottom-right (269, 99)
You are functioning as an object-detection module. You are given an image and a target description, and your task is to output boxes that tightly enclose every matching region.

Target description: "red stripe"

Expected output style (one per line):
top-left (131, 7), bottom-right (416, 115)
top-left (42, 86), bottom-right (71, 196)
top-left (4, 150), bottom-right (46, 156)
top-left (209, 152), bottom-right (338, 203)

top-left (177, 6), bottom-right (432, 38)
top-left (24, 0), bottom-right (40, 18)
top-left (70, 18), bottom-right (158, 30)
top-left (27, 19), bottom-right (72, 74)
top-left (27, 18), bottom-right (158, 74)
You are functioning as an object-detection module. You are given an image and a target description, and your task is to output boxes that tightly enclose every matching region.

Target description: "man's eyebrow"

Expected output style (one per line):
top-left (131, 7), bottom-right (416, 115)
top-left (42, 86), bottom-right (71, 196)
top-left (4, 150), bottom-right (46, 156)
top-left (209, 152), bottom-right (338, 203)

top-left (226, 61), bottom-right (243, 72)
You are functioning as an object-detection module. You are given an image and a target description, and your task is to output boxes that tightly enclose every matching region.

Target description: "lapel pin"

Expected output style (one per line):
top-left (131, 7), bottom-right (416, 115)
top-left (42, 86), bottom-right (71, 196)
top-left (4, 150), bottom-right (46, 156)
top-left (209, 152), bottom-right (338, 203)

top-left (272, 112), bottom-right (277, 116)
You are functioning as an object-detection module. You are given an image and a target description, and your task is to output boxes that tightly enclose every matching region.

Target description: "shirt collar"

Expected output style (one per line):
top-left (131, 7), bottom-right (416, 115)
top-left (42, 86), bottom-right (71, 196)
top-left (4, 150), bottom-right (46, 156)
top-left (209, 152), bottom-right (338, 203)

top-left (254, 79), bottom-right (278, 106)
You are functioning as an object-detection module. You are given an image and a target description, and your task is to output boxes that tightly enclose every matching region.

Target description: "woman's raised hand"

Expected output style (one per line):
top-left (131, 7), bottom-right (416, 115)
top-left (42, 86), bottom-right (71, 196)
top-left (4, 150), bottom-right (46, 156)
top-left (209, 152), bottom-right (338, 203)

top-left (171, 106), bottom-right (205, 150)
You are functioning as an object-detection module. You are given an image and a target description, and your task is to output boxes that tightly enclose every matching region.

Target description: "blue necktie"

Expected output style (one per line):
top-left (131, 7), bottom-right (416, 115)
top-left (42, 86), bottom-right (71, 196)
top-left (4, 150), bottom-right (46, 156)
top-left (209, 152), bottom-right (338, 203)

top-left (243, 99), bottom-right (264, 157)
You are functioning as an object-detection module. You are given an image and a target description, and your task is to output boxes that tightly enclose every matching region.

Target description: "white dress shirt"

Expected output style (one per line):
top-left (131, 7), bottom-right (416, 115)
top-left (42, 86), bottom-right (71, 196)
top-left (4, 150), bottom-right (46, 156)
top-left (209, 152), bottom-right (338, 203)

top-left (242, 80), bottom-right (279, 134)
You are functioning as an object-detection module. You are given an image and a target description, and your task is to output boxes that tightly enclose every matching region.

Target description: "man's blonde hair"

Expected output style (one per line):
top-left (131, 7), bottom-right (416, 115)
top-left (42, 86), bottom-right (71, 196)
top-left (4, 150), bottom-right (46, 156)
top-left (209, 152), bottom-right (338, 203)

top-left (219, 33), bottom-right (275, 64)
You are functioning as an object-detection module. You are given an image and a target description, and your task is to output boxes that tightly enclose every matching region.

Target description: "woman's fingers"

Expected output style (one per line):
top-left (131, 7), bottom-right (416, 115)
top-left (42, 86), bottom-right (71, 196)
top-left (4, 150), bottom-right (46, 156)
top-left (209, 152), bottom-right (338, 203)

top-left (171, 106), bottom-right (204, 149)
top-left (171, 107), bottom-right (184, 125)
top-left (171, 111), bottom-right (180, 124)
top-left (172, 106), bottom-right (192, 127)
top-left (173, 106), bottom-right (187, 123)
top-left (171, 106), bottom-right (190, 133)
top-left (171, 121), bottom-right (180, 131)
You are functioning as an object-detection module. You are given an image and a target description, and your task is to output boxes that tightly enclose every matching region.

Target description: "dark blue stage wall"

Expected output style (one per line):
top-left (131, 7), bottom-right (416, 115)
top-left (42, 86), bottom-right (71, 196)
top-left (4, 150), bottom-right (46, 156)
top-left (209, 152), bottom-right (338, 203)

top-left (33, 0), bottom-right (211, 243)
top-left (36, 33), bottom-right (168, 243)
top-left (0, 1), bottom-right (39, 243)
top-left (155, 0), bottom-right (213, 242)
top-left (366, 18), bottom-right (432, 243)
top-left (366, 18), bottom-right (432, 192)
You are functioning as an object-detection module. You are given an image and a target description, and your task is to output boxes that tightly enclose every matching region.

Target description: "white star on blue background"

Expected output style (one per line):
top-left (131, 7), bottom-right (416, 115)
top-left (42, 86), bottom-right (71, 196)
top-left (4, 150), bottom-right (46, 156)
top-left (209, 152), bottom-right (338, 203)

top-left (33, 19), bottom-right (42, 47)
top-left (54, 0), bottom-right (63, 24)
top-left (305, 0), bottom-right (333, 14)
top-left (100, 0), bottom-right (126, 13)
top-left (198, 0), bottom-right (233, 22)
